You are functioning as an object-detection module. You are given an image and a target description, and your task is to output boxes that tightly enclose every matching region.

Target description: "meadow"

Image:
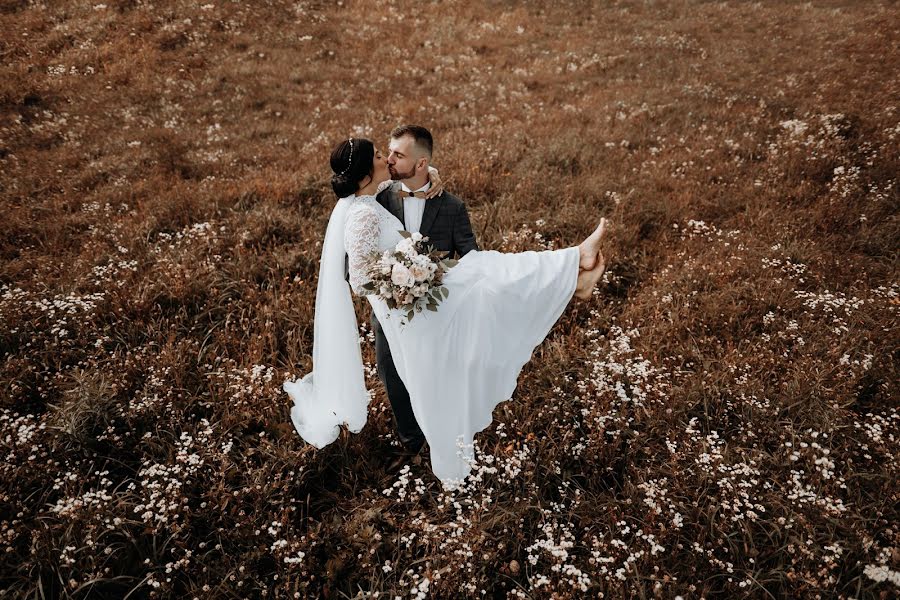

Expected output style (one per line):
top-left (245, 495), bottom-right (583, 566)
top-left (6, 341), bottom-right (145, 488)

top-left (1, 0), bottom-right (898, 598)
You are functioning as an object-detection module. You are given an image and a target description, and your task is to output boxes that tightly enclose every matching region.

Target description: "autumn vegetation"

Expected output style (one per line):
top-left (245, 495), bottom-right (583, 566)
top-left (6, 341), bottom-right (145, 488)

top-left (1, 1), bottom-right (898, 598)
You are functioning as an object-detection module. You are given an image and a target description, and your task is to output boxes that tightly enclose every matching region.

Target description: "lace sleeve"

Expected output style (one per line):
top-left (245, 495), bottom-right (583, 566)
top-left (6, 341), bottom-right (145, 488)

top-left (344, 203), bottom-right (380, 295)
top-left (376, 179), bottom-right (394, 194)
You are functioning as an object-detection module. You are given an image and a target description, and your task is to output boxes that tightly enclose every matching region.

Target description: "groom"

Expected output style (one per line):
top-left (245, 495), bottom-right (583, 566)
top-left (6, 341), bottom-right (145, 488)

top-left (374, 125), bottom-right (479, 466)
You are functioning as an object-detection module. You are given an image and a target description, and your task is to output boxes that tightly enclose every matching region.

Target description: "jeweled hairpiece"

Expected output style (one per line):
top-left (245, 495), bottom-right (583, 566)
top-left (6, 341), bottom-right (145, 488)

top-left (338, 138), bottom-right (354, 176)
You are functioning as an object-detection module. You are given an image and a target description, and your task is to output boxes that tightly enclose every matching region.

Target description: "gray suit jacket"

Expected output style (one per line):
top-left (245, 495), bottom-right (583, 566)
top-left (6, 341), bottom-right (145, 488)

top-left (343, 183), bottom-right (479, 281)
top-left (376, 182), bottom-right (479, 258)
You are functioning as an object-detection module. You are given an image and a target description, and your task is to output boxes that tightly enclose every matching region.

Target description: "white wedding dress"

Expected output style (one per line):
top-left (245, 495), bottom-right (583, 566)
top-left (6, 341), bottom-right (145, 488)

top-left (284, 181), bottom-right (580, 489)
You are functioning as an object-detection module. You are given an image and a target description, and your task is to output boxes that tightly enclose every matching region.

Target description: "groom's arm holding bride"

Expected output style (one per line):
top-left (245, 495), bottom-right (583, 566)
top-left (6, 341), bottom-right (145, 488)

top-left (427, 182), bottom-right (478, 259)
top-left (447, 190), bottom-right (479, 258)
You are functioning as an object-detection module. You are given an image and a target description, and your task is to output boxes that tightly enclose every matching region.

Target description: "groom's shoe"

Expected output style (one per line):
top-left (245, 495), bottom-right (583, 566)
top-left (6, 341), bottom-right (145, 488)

top-left (404, 437), bottom-right (424, 455)
top-left (386, 442), bottom-right (424, 473)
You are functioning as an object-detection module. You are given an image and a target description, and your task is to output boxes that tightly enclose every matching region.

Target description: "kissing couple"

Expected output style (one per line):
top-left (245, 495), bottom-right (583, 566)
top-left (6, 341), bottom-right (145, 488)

top-left (284, 125), bottom-right (608, 490)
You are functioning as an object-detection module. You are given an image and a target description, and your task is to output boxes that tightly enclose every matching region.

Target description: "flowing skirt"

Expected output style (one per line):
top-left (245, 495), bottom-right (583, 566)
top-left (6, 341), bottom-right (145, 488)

top-left (369, 246), bottom-right (580, 489)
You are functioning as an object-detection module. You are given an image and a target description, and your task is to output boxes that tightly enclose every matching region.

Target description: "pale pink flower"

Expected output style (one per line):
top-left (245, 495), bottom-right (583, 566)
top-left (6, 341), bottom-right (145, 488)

top-left (409, 264), bottom-right (429, 282)
top-left (391, 263), bottom-right (414, 287)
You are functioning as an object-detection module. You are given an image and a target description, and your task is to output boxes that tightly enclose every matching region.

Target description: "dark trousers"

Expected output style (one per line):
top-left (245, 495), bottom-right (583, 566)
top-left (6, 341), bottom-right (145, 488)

top-left (372, 314), bottom-right (425, 452)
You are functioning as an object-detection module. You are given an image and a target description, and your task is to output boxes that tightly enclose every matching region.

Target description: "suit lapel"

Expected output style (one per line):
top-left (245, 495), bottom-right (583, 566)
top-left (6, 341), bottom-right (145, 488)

top-left (420, 193), bottom-right (443, 236)
top-left (388, 186), bottom-right (405, 226)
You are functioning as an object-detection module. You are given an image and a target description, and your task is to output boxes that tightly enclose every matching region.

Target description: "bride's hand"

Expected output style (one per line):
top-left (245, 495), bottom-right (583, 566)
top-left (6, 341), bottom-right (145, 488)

top-left (425, 165), bottom-right (443, 199)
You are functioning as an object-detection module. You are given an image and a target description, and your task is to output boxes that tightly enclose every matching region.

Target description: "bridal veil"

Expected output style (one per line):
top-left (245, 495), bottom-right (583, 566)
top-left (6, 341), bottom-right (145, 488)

top-left (283, 197), bottom-right (370, 447)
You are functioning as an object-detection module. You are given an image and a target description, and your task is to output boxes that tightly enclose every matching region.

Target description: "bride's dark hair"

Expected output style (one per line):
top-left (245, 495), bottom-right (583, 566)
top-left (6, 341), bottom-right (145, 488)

top-left (330, 138), bottom-right (375, 197)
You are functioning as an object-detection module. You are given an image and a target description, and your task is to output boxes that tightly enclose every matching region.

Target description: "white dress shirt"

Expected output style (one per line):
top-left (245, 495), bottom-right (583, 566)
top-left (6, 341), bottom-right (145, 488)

top-left (400, 181), bottom-right (431, 233)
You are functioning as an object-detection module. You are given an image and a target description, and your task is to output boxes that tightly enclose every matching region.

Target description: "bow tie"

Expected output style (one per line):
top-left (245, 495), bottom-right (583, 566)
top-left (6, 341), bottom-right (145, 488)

top-left (398, 190), bottom-right (428, 199)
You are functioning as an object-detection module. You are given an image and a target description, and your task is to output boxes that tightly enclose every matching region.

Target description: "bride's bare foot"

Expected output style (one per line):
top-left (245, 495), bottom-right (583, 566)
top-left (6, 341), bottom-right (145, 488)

top-left (579, 218), bottom-right (607, 271)
top-left (574, 250), bottom-right (606, 300)
top-left (575, 219), bottom-right (608, 300)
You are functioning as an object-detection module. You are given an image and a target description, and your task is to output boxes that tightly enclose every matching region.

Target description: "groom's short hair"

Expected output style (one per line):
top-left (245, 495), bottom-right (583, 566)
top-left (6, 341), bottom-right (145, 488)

top-left (391, 124), bottom-right (433, 158)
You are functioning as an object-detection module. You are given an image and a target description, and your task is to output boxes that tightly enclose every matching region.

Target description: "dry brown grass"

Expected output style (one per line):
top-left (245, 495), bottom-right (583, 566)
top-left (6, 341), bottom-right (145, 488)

top-left (1, 1), bottom-right (898, 598)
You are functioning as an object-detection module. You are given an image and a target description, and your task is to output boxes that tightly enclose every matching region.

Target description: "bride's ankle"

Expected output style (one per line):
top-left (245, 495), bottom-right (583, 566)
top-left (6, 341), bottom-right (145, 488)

top-left (578, 247), bottom-right (598, 271)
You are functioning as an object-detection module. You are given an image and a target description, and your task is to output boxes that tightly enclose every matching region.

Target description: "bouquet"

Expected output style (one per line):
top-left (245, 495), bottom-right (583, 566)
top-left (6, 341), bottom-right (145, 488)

top-left (361, 231), bottom-right (457, 322)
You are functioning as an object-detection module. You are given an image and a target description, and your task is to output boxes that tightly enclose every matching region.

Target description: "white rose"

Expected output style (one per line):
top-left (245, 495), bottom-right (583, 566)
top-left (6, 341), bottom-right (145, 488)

top-left (411, 232), bottom-right (423, 242)
top-left (396, 237), bottom-right (416, 256)
top-left (391, 263), bottom-right (414, 287)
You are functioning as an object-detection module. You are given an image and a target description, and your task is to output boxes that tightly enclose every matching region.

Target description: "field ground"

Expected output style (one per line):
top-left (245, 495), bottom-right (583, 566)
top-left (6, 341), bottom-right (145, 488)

top-left (1, 1), bottom-right (898, 598)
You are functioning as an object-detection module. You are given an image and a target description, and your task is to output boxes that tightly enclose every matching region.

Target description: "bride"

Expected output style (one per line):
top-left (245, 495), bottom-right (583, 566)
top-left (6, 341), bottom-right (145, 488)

top-left (284, 137), bottom-right (608, 490)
